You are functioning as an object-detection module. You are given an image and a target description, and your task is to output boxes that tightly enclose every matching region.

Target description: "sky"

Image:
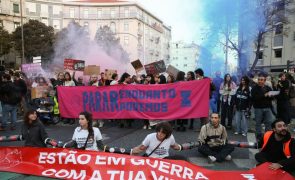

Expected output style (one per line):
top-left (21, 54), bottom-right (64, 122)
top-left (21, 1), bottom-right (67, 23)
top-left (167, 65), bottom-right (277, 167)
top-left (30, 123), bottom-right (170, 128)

top-left (134, 0), bottom-right (237, 72)
top-left (134, 0), bottom-right (204, 42)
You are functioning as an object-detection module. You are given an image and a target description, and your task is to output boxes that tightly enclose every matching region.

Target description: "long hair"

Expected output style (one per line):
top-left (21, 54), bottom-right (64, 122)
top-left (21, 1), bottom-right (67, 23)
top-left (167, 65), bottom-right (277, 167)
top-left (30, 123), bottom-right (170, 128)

top-left (159, 74), bottom-right (166, 84)
top-left (223, 73), bottom-right (232, 87)
top-left (79, 111), bottom-right (94, 137)
top-left (176, 71), bottom-right (185, 81)
top-left (24, 110), bottom-right (37, 126)
top-left (64, 72), bottom-right (72, 81)
top-left (147, 74), bottom-right (155, 84)
top-left (118, 72), bottom-right (130, 84)
top-left (239, 76), bottom-right (250, 89)
top-left (187, 71), bottom-right (195, 81)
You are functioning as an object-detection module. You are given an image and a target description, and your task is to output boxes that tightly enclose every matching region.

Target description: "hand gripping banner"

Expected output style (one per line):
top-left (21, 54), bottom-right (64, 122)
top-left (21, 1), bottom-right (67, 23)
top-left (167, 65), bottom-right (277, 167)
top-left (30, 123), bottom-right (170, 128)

top-left (0, 147), bottom-right (293, 180)
top-left (57, 79), bottom-right (210, 119)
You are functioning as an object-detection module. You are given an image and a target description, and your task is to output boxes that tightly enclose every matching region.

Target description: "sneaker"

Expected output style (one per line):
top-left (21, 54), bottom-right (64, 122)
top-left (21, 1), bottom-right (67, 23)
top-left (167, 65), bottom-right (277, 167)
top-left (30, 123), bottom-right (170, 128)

top-left (234, 132), bottom-right (239, 135)
top-left (242, 133), bottom-right (247, 137)
top-left (208, 156), bottom-right (216, 163)
top-left (143, 125), bottom-right (147, 129)
top-left (148, 126), bottom-right (152, 130)
top-left (225, 155), bottom-right (232, 161)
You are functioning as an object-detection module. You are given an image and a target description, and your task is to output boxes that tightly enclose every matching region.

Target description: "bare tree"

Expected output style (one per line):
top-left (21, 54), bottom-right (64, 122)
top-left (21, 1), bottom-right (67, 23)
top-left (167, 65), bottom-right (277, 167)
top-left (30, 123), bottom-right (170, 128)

top-left (250, 0), bottom-right (294, 72)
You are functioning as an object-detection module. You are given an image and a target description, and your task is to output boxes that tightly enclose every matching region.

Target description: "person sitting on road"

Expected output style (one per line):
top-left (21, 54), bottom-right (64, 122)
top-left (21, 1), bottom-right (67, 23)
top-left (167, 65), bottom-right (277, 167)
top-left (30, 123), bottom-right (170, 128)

top-left (131, 122), bottom-right (184, 160)
top-left (198, 113), bottom-right (235, 163)
top-left (64, 111), bottom-right (104, 151)
top-left (21, 110), bottom-right (49, 147)
top-left (255, 119), bottom-right (295, 174)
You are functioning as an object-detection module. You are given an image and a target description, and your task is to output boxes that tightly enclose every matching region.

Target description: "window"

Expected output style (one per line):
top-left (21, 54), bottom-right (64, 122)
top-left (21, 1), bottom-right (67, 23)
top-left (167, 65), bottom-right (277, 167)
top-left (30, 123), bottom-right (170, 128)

top-left (97, 9), bottom-right (102, 18)
top-left (293, 32), bottom-right (295, 41)
top-left (40, 4), bottom-right (48, 17)
top-left (13, 3), bottom-right (19, 13)
top-left (53, 20), bottom-right (60, 30)
top-left (258, 51), bottom-right (263, 59)
top-left (70, 8), bottom-right (75, 18)
top-left (274, 48), bottom-right (282, 58)
top-left (26, 2), bottom-right (36, 13)
top-left (124, 8), bottom-right (129, 18)
top-left (124, 22), bottom-right (129, 31)
top-left (83, 9), bottom-right (88, 18)
top-left (184, 64), bottom-right (187, 67)
top-left (184, 57), bottom-right (187, 60)
top-left (275, 24), bottom-right (283, 35)
top-left (124, 36), bottom-right (129, 45)
top-left (14, 22), bottom-right (20, 29)
top-left (0, 20), bottom-right (3, 27)
top-left (41, 19), bottom-right (48, 26)
top-left (53, 6), bottom-right (62, 15)
top-left (110, 22), bottom-right (116, 33)
top-left (110, 9), bottom-right (115, 18)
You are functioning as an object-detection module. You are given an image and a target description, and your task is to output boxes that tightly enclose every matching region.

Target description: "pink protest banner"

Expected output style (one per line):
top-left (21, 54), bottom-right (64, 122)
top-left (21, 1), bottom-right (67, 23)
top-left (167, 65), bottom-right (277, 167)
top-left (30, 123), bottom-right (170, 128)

top-left (57, 79), bottom-right (210, 119)
top-left (0, 147), bottom-right (293, 180)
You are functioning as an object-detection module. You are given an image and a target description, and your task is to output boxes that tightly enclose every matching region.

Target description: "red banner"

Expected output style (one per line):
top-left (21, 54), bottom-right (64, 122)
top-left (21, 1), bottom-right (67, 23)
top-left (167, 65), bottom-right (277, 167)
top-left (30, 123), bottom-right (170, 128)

top-left (0, 147), bottom-right (293, 180)
top-left (57, 79), bottom-right (210, 119)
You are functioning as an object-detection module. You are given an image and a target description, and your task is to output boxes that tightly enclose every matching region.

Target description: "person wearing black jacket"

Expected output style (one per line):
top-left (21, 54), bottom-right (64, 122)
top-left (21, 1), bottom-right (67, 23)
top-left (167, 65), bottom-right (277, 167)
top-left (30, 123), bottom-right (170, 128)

top-left (233, 76), bottom-right (251, 136)
top-left (21, 110), bottom-right (48, 147)
top-left (14, 72), bottom-right (28, 112)
top-left (0, 74), bottom-right (22, 131)
top-left (255, 119), bottom-right (295, 174)
top-left (251, 73), bottom-right (274, 140)
top-left (276, 72), bottom-right (291, 124)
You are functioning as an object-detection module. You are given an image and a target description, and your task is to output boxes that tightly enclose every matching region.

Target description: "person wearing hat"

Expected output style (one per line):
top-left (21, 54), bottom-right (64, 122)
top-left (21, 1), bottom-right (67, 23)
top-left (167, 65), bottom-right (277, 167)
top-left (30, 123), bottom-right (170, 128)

top-left (255, 119), bottom-right (294, 174)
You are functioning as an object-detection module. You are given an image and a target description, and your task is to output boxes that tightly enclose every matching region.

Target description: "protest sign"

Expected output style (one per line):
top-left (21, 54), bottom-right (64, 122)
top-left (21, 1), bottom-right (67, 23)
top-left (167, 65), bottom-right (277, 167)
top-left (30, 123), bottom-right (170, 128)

top-left (166, 65), bottom-right (180, 78)
top-left (64, 59), bottom-right (85, 71)
top-left (58, 79), bottom-right (210, 119)
top-left (31, 86), bottom-right (49, 99)
top-left (131, 59), bottom-right (144, 72)
top-left (144, 60), bottom-right (166, 75)
top-left (0, 147), bottom-right (293, 180)
top-left (105, 69), bottom-right (117, 80)
top-left (21, 64), bottom-right (42, 77)
top-left (84, 65), bottom-right (100, 75)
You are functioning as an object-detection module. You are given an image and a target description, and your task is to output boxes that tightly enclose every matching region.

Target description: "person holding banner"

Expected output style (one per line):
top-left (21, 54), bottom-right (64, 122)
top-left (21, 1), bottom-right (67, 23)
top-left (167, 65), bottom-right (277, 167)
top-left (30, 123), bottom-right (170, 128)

top-left (63, 72), bottom-right (75, 87)
top-left (65, 111), bottom-right (104, 151)
top-left (21, 110), bottom-right (49, 147)
top-left (255, 119), bottom-right (295, 174)
top-left (198, 113), bottom-right (235, 163)
top-left (131, 122), bottom-right (183, 159)
top-left (118, 73), bottom-right (133, 128)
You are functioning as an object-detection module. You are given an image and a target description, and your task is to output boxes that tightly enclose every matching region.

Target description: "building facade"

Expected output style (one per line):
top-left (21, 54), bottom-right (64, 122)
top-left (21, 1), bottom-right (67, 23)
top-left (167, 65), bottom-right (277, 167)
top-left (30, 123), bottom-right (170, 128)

top-left (170, 41), bottom-right (200, 73)
top-left (248, 0), bottom-right (295, 73)
top-left (0, 0), bottom-right (171, 71)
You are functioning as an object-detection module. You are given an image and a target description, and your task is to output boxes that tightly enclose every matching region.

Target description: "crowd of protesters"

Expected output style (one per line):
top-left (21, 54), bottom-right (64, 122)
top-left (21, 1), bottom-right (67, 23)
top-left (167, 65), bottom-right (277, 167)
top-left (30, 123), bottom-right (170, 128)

top-left (0, 65), bottom-right (295, 174)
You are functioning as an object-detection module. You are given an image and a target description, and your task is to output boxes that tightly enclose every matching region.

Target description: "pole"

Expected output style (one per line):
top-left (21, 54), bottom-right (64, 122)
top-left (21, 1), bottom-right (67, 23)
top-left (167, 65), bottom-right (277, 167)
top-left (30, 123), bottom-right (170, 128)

top-left (20, 0), bottom-right (25, 64)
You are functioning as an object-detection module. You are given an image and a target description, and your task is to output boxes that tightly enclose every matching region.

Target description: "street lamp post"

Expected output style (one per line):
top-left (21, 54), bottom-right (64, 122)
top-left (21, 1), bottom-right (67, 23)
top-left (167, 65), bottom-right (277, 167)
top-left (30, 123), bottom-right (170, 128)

top-left (20, 0), bottom-right (25, 65)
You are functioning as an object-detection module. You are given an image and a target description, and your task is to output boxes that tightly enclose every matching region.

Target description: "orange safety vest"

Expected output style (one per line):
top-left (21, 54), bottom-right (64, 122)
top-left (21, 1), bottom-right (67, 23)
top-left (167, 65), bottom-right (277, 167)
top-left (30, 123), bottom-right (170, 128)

top-left (261, 131), bottom-right (291, 158)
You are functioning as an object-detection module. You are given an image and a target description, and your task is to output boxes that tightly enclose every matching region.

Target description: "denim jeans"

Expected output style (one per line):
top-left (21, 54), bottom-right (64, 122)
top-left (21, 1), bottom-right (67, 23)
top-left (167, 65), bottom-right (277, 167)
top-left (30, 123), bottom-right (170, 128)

top-left (210, 98), bottom-right (217, 113)
top-left (235, 110), bottom-right (248, 134)
top-left (1, 103), bottom-right (17, 128)
top-left (254, 108), bottom-right (274, 138)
